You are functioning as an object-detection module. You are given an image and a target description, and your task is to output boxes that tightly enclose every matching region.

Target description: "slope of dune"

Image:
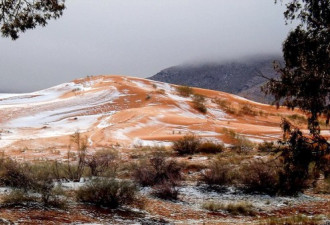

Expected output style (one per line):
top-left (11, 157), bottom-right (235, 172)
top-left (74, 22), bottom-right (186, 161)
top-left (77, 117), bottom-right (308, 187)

top-left (0, 75), bottom-right (325, 160)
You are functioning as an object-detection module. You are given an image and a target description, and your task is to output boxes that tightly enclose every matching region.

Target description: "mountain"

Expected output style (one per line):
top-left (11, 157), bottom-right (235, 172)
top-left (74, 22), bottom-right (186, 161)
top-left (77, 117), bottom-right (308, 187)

top-left (0, 75), bottom-right (311, 160)
top-left (148, 56), bottom-right (282, 103)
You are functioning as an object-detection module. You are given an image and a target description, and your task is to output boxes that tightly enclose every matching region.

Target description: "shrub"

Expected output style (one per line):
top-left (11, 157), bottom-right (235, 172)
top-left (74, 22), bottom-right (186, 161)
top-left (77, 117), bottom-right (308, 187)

top-left (198, 142), bottom-right (224, 154)
top-left (257, 141), bottom-right (279, 152)
top-left (203, 201), bottom-right (255, 216)
top-left (172, 135), bottom-right (201, 155)
top-left (85, 149), bottom-right (117, 177)
top-left (192, 94), bottom-right (207, 113)
top-left (76, 178), bottom-right (137, 208)
top-left (0, 159), bottom-right (34, 191)
top-left (133, 155), bottom-right (182, 187)
top-left (222, 128), bottom-right (254, 153)
top-left (287, 114), bottom-right (307, 125)
top-left (0, 160), bottom-right (67, 208)
top-left (67, 131), bottom-right (88, 181)
top-left (201, 159), bottom-right (235, 187)
top-left (176, 85), bottom-right (193, 97)
top-left (239, 160), bottom-right (282, 195)
top-left (262, 214), bottom-right (323, 225)
top-left (202, 201), bottom-right (223, 212)
top-left (238, 104), bottom-right (257, 116)
top-left (224, 202), bottom-right (256, 216)
top-left (213, 98), bottom-right (237, 114)
top-left (151, 181), bottom-right (179, 200)
top-left (2, 190), bottom-right (37, 205)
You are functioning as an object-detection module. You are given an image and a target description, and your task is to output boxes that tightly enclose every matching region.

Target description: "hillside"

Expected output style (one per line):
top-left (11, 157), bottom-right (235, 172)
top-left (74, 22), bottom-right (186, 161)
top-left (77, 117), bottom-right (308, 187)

top-left (149, 56), bottom-right (282, 103)
top-left (0, 75), bottom-right (322, 161)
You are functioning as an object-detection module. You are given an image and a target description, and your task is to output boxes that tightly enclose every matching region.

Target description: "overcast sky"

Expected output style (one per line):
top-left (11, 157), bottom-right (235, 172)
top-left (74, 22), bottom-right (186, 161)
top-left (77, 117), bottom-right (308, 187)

top-left (0, 0), bottom-right (294, 93)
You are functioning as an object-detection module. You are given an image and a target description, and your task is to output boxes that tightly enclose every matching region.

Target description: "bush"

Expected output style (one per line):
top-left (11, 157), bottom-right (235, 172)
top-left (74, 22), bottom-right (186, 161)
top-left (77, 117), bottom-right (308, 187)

top-left (133, 155), bottom-right (182, 187)
top-left (201, 159), bottom-right (235, 187)
top-left (2, 190), bottom-right (37, 205)
top-left (203, 201), bottom-right (255, 216)
top-left (262, 214), bottom-right (323, 225)
top-left (0, 160), bottom-right (67, 208)
top-left (222, 128), bottom-right (254, 153)
top-left (213, 98), bottom-right (237, 114)
top-left (224, 202), bottom-right (256, 216)
top-left (172, 135), bottom-right (201, 155)
top-left (85, 149), bottom-right (117, 177)
top-left (257, 141), bottom-right (279, 152)
top-left (151, 181), bottom-right (179, 200)
top-left (192, 94), bottom-right (207, 113)
top-left (198, 142), bottom-right (224, 154)
top-left (238, 104), bottom-right (257, 116)
top-left (239, 160), bottom-right (282, 195)
top-left (176, 85), bottom-right (193, 97)
top-left (76, 178), bottom-right (137, 208)
top-left (0, 159), bottom-right (35, 191)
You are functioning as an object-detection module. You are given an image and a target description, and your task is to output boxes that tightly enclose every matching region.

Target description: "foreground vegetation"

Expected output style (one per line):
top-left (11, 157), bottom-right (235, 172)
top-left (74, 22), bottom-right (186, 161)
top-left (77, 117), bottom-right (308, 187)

top-left (0, 131), bottom-right (328, 224)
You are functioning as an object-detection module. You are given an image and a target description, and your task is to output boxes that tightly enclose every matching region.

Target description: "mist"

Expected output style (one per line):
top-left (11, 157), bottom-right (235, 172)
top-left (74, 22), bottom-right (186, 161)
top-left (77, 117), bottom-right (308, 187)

top-left (0, 0), bottom-right (293, 93)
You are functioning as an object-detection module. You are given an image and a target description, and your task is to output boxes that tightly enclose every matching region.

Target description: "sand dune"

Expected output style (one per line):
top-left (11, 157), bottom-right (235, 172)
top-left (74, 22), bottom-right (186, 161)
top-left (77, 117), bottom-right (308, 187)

top-left (0, 75), bottom-right (324, 160)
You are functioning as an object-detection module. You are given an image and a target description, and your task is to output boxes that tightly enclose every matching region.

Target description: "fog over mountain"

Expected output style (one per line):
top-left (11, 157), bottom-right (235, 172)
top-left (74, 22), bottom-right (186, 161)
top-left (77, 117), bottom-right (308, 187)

top-left (0, 0), bottom-right (293, 93)
top-left (149, 55), bottom-right (283, 103)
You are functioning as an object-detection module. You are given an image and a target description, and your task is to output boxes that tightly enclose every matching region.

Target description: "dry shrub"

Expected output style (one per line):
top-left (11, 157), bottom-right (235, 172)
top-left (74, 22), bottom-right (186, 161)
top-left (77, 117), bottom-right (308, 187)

top-left (172, 134), bottom-right (201, 155)
top-left (133, 155), bottom-right (182, 187)
top-left (192, 94), bottom-right (207, 113)
top-left (151, 181), bottom-right (179, 200)
top-left (257, 141), bottom-right (279, 152)
top-left (198, 142), bottom-right (224, 154)
top-left (2, 190), bottom-right (37, 205)
top-left (287, 114), bottom-right (307, 125)
top-left (239, 160), bottom-right (283, 195)
top-left (76, 178), bottom-right (137, 208)
top-left (203, 201), bottom-right (255, 216)
top-left (224, 202), bottom-right (256, 216)
top-left (0, 159), bottom-right (67, 208)
top-left (213, 98), bottom-right (237, 114)
top-left (201, 159), bottom-right (235, 188)
top-left (0, 159), bottom-right (34, 190)
top-left (176, 85), bottom-right (194, 97)
top-left (238, 104), bottom-right (257, 116)
top-left (85, 149), bottom-right (117, 177)
top-left (262, 214), bottom-right (323, 225)
top-left (222, 128), bottom-right (254, 153)
top-left (133, 155), bottom-right (183, 200)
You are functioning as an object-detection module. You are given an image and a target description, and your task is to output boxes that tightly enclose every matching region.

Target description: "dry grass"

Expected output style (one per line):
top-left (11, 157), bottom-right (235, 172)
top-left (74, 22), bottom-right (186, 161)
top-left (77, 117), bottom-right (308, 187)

top-left (176, 85), bottom-right (194, 97)
top-left (222, 128), bottom-right (255, 152)
top-left (202, 201), bottom-right (256, 216)
top-left (172, 134), bottom-right (201, 155)
top-left (192, 94), bottom-right (207, 113)
top-left (259, 214), bottom-right (324, 225)
top-left (238, 104), bottom-right (258, 116)
top-left (213, 98), bottom-right (237, 114)
top-left (76, 178), bottom-right (137, 208)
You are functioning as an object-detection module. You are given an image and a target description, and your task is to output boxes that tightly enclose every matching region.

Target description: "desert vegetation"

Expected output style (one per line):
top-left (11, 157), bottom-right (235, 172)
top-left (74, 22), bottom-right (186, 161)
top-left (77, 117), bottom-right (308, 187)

top-left (176, 85), bottom-right (194, 97)
top-left (192, 94), bottom-right (207, 113)
top-left (0, 129), bottom-right (328, 224)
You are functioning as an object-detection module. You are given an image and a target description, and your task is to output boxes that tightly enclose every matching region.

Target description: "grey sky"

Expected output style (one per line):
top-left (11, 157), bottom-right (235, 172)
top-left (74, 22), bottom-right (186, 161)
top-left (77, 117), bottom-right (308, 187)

top-left (0, 0), bottom-right (293, 93)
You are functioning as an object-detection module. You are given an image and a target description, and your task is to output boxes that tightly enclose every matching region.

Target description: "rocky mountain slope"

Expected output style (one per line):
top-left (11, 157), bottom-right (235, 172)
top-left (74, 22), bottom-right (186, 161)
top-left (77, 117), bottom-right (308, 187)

top-left (149, 56), bottom-right (282, 103)
top-left (0, 75), bottom-right (323, 161)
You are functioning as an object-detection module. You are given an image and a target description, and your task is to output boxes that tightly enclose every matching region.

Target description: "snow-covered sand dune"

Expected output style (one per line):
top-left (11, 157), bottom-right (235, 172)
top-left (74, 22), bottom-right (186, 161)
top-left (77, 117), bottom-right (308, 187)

top-left (0, 75), bottom-right (314, 159)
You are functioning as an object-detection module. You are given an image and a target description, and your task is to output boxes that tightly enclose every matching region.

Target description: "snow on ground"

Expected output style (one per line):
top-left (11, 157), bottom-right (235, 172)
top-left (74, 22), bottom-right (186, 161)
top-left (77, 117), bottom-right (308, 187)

top-left (177, 185), bottom-right (324, 212)
top-left (0, 75), bottom-right (310, 152)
